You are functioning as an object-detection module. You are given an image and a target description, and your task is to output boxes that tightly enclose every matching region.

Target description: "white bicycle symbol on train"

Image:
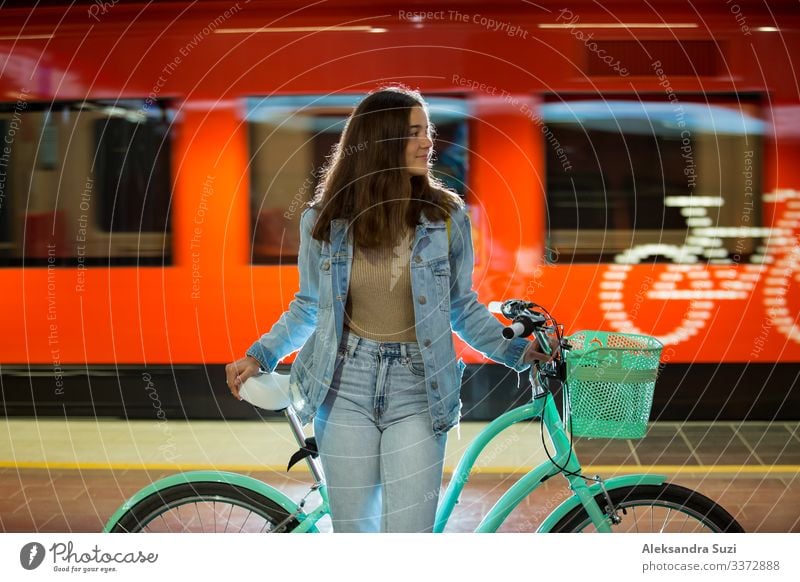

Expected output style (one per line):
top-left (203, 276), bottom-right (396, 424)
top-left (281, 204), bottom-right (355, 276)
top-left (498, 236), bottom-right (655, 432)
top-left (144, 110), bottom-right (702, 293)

top-left (599, 189), bottom-right (800, 346)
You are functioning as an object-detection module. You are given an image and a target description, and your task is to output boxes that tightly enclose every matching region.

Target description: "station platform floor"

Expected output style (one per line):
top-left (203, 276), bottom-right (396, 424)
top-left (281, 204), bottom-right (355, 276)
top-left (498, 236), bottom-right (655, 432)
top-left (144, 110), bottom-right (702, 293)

top-left (1, 418), bottom-right (798, 532)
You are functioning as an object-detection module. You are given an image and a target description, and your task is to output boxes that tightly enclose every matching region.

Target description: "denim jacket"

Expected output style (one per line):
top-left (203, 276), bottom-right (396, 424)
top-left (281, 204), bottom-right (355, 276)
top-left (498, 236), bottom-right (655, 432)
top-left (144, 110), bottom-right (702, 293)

top-left (247, 204), bottom-right (532, 436)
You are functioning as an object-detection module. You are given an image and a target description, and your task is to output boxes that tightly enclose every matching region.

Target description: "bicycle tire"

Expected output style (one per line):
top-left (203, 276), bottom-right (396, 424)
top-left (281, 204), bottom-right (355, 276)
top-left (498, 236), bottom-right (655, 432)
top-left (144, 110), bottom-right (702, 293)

top-left (109, 481), bottom-right (301, 533)
top-left (550, 483), bottom-right (744, 533)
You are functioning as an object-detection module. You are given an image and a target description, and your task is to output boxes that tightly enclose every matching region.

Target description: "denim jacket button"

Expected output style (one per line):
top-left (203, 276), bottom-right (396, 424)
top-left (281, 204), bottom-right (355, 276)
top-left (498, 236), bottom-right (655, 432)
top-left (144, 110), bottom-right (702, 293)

top-left (414, 255), bottom-right (422, 264)
top-left (430, 380), bottom-right (438, 390)
top-left (423, 339), bottom-right (431, 347)
top-left (418, 295), bottom-right (427, 305)
top-left (322, 260), bottom-right (330, 270)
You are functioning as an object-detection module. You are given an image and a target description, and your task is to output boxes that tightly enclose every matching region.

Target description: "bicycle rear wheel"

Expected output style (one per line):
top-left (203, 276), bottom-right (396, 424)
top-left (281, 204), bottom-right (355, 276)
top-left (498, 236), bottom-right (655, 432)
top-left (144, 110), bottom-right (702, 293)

top-left (551, 483), bottom-right (744, 532)
top-left (109, 482), bottom-right (299, 533)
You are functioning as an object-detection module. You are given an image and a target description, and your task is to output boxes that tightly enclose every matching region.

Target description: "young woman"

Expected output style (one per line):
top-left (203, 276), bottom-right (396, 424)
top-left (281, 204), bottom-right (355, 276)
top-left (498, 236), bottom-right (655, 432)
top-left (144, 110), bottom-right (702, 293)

top-left (226, 85), bottom-right (550, 532)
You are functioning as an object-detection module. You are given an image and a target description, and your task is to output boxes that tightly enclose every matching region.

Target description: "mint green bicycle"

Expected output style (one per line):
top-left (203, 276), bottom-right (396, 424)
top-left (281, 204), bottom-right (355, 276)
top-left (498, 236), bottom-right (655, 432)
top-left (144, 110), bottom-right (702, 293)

top-left (104, 299), bottom-right (743, 533)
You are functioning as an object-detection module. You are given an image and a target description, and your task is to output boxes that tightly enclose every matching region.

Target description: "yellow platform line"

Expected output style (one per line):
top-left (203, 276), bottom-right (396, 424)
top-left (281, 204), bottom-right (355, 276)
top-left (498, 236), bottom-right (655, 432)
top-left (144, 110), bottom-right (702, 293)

top-left (2, 460), bottom-right (799, 475)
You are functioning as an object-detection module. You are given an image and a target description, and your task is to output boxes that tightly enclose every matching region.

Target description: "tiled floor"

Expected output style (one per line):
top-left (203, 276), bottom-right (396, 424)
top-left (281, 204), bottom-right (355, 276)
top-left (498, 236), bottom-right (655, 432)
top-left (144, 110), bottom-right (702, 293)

top-left (1, 419), bottom-right (798, 532)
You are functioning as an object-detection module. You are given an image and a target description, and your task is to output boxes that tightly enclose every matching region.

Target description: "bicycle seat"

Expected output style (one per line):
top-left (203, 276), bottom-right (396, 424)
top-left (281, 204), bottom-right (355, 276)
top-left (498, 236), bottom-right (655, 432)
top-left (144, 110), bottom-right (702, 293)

top-left (239, 372), bottom-right (292, 411)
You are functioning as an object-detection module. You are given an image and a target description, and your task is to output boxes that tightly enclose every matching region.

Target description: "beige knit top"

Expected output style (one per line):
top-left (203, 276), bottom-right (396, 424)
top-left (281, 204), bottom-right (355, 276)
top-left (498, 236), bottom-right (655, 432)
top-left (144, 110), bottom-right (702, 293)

top-left (344, 225), bottom-right (418, 342)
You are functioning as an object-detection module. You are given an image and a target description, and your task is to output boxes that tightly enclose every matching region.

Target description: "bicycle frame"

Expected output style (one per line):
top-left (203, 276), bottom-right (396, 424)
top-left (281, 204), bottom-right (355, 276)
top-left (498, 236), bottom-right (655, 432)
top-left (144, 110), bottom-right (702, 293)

top-left (102, 390), bottom-right (666, 534)
top-left (432, 389), bottom-right (666, 532)
top-left (278, 384), bottom-right (667, 533)
top-left (103, 326), bottom-right (667, 534)
top-left (275, 367), bottom-right (667, 533)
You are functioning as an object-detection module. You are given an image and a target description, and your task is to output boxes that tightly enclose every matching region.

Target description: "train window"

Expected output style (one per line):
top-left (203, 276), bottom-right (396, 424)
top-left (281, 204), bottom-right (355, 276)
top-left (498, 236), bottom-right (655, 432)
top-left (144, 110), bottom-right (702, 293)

top-left (543, 96), bottom-right (764, 263)
top-left (245, 95), bottom-right (469, 264)
top-left (0, 99), bottom-right (174, 266)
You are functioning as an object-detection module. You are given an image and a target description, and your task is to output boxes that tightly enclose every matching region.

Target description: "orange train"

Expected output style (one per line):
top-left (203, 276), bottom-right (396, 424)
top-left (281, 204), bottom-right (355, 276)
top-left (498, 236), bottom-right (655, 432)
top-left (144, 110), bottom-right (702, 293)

top-left (0, 0), bottom-right (797, 420)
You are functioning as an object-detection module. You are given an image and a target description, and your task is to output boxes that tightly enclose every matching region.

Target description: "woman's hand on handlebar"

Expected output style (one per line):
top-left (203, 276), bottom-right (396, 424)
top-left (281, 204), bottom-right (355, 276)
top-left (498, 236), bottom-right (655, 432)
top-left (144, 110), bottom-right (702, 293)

top-left (225, 356), bottom-right (261, 400)
top-left (522, 334), bottom-right (560, 365)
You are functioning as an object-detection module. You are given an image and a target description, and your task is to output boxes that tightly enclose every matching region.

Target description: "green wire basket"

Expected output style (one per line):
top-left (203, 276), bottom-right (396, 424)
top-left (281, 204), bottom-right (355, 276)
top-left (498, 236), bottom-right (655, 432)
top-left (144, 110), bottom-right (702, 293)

top-left (564, 330), bottom-right (664, 439)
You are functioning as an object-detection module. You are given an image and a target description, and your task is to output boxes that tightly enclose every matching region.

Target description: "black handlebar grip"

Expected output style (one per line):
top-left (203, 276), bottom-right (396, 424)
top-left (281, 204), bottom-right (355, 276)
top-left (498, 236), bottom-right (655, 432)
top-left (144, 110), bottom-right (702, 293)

top-left (502, 321), bottom-right (525, 339)
top-left (502, 316), bottom-right (537, 339)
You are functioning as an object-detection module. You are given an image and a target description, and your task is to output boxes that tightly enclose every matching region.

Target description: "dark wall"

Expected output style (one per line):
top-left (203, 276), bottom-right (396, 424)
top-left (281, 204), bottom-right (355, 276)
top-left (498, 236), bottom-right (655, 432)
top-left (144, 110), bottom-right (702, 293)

top-left (2, 363), bottom-right (797, 422)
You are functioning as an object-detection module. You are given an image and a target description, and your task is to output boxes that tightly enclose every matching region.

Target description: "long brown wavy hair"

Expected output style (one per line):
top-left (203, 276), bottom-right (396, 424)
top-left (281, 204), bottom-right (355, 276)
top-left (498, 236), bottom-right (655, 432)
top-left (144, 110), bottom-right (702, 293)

top-left (308, 85), bottom-right (463, 248)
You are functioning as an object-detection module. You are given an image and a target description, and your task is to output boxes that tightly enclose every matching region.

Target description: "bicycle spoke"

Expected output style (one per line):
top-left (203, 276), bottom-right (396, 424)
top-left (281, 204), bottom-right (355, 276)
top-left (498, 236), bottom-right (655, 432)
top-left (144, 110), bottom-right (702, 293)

top-left (223, 504), bottom-right (233, 534)
top-left (159, 513), bottom-right (171, 533)
top-left (660, 507), bottom-right (672, 533)
top-left (679, 512), bottom-right (690, 533)
top-left (195, 502), bottom-right (204, 532)
top-left (239, 510), bottom-right (253, 533)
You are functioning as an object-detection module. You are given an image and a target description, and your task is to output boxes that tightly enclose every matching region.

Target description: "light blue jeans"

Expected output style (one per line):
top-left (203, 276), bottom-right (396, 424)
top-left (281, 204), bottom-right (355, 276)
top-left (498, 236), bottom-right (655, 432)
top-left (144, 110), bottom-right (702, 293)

top-left (313, 327), bottom-right (448, 533)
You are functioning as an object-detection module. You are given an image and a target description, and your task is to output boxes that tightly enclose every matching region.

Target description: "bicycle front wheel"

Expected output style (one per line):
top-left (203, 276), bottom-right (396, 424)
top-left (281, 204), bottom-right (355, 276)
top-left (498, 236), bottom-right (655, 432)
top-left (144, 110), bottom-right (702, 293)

top-left (109, 481), bottom-right (299, 533)
top-left (551, 483), bottom-right (744, 533)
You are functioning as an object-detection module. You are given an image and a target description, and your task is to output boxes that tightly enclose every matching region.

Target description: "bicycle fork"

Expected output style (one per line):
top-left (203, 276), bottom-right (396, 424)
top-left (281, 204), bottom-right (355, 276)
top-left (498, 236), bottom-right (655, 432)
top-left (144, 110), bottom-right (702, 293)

top-left (563, 473), bottom-right (617, 532)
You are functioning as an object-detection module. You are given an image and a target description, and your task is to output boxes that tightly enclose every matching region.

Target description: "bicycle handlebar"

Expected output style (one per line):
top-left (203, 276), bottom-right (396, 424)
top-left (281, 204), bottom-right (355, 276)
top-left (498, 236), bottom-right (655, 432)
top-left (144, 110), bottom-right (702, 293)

top-left (493, 298), bottom-right (566, 391)
top-left (492, 299), bottom-right (554, 344)
top-left (490, 300), bottom-right (548, 340)
top-left (502, 319), bottom-right (534, 340)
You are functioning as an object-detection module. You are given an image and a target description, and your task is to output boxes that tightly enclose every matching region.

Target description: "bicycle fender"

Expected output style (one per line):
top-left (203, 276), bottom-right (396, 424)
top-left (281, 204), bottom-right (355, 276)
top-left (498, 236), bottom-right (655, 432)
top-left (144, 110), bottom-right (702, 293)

top-left (103, 470), bottom-right (317, 532)
top-left (536, 474), bottom-right (666, 532)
